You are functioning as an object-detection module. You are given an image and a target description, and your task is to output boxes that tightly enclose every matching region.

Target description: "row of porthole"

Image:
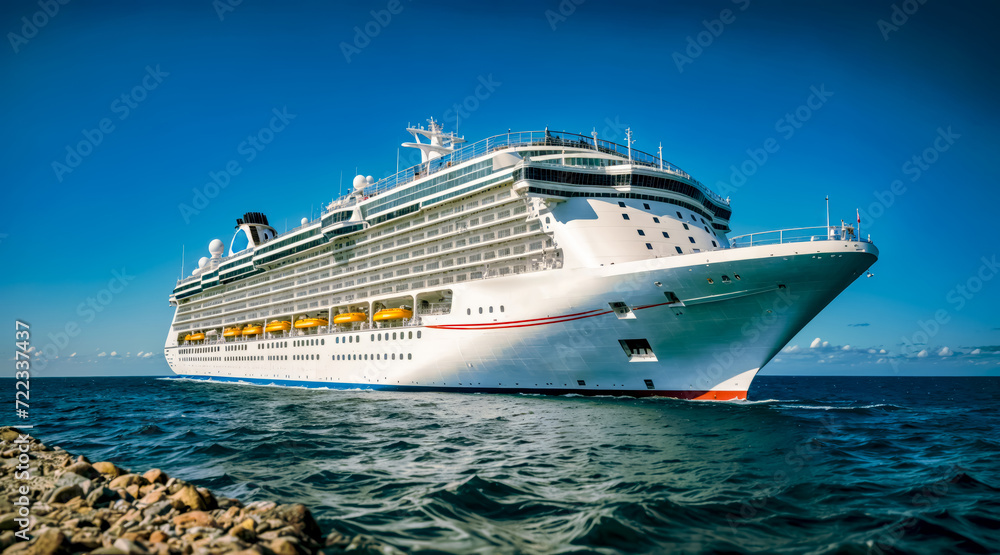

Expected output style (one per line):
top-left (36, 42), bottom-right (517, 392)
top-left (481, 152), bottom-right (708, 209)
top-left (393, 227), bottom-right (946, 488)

top-left (467, 306), bottom-right (505, 315)
top-left (180, 346), bottom-right (219, 354)
top-left (226, 344), bottom-right (248, 351)
top-left (182, 356), bottom-right (220, 362)
top-left (707, 274), bottom-right (741, 284)
top-left (333, 353), bottom-right (412, 361)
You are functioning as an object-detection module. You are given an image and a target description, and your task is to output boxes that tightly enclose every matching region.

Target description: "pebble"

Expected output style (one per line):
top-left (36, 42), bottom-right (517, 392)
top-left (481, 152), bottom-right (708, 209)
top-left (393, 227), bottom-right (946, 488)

top-left (0, 426), bottom-right (399, 555)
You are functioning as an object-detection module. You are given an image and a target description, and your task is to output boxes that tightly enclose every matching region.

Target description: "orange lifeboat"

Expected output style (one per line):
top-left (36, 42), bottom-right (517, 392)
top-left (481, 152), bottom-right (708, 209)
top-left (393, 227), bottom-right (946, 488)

top-left (242, 324), bottom-right (264, 336)
top-left (265, 320), bottom-right (291, 333)
top-left (372, 308), bottom-right (413, 322)
top-left (333, 312), bottom-right (366, 325)
top-left (294, 317), bottom-right (329, 329)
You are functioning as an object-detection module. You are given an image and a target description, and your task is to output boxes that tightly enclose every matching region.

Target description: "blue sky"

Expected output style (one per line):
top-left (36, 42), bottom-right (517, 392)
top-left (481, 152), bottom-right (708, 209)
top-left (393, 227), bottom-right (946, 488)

top-left (1, 0), bottom-right (998, 376)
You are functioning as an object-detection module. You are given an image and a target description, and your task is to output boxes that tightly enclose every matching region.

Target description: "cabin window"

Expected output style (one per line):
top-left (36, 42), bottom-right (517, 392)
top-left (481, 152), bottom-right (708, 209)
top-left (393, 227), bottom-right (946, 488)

top-left (637, 230), bottom-right (645, 236)
top-left (722, 275), bottom-right (731, 283)
top-left (653, 217), bottom-right (660, 223)
top-left (682, 223), bottom-right (689, 230)
top-left (675, 246), bottom-right (683, 254)
top-left (712, 241), bottom-right (718, 247)
top-left (643, 203), bottom-right (650, 210)
top-left (479, 307), bottom-right (483, 314)
top-left (500, 306), bottom-right (504, 313)
top-left (393, 332), bottom-right (397, 340)
top-left (707, 278), bottom-right (715, 284)
top-left (645, 243), bottom-right (653, 250)
top-left (467, 308), bottom-right (471, 315)
top-left (408, 331), bottom-right (413, 339)
top-left (689, 237), bottom-right (696, 243)
top-left (321, 339), bottom-right (325, 345)
top-left (662, 232), bottom-right (669, 238)
top-left (618, 201), bottom-right (626, 207)
top-left (408, 354), bottom-right (412, 360)
top-left (417, 331), bottom-right (422, 338)
top-left (676, 211), bottom-right (682, 218)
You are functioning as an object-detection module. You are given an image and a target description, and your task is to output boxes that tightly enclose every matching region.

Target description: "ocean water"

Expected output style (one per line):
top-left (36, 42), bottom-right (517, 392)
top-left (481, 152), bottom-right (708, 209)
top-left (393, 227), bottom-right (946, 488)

top-left (7, 376), bottom-right (1000, 554)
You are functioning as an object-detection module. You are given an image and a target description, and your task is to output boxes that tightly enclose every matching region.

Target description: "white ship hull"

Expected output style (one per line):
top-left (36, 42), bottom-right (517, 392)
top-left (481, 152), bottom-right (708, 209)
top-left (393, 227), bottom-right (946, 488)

top-left (165, 240), bottom-right (877, 399)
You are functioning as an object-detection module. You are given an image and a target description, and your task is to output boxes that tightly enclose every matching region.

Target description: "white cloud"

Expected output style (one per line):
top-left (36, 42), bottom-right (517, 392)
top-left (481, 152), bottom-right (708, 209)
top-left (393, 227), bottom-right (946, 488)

top-left (868, 348), bottom-right (877, 354)
top-left (141, 352), bottom-right (152, 358)
top-left (69, 352), bottom-right (76, 357)
top-left (842, 345), bottom-right (851, 351)
top-left (783, 345), bottom-right (800, 353)
top-left (879, 349), bottom-right (887, 354)
top-left (110, 351), bottom-right (118, 357)
top-left (137, 351), bottom-right (144, 357)
top-left (917, 349), bottom-right (929, 358)
top-left (98, 352), bottom-right (107, 357)
top-left (938, 346), bottom-right (953, 357)
top-left (971, 348), bottom-right (982, 355)
top-left (810, 337), bottom-right (822, 349)
top-left (823, 341), bottom-right (829, 348)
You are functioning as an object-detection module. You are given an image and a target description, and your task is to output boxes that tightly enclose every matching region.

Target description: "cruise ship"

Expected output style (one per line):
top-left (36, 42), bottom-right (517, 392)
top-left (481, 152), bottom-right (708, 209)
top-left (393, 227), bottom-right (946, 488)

top-left (164, 120), bottom-right (878, 399)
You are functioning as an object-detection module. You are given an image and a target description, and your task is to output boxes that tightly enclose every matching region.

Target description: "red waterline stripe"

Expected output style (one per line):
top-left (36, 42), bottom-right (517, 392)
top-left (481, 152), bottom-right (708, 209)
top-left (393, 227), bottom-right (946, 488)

top-left (632, 301), bottom-right (672, 311)
top-left (429, 309), bottom-right (603, 328)
top-left (429, 310), bottom-right (614, 330)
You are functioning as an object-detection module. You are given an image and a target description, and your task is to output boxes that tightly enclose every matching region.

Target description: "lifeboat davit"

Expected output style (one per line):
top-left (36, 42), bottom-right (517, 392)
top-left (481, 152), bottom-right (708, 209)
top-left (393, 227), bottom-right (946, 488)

top-left (372, 308), bottom-right (413, 322)
top-left (242, 324), bottom-right (264, 336)
top-left (294, 317), bottom-right (329, 329)
top-left (333, 312), bottom-right (366, 325)
top-left (265, 320), bottom-right (291, 333)
top-left (223, 327), bottom-right (242, 338)
top-left (188, 332), bottom-right (205, 341)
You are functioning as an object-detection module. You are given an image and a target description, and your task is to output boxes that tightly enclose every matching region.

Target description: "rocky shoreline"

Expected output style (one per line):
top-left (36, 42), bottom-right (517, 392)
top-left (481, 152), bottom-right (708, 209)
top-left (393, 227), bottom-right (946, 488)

top-left (0, 428), bottom-right (399, 555)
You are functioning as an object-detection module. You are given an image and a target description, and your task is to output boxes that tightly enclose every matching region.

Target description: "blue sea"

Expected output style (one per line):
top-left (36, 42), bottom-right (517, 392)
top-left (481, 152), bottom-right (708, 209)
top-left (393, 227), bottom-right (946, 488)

top-left (7, 376), bottom-right (1000, 554)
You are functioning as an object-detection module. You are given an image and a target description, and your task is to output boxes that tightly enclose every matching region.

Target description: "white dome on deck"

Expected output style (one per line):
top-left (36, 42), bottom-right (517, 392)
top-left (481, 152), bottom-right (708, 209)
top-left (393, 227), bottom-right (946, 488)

top-left (209, 239), bottom-right (224, 258)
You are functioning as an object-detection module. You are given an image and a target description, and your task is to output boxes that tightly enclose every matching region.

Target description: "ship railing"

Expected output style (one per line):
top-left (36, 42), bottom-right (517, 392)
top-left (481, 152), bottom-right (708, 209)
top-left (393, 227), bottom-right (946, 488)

top-left (320, 130), bottom-right (727, 216)
top-left (729, 226), bottom-right (874, 248)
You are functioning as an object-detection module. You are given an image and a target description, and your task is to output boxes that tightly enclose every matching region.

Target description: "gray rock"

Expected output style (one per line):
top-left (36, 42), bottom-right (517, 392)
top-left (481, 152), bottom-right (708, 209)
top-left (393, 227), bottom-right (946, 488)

top-left (142, 501), bottom-right (173, 519)
top-left (54, 471), bottom-right (89, 488)
top-left (86, 486), bottom-right (118, 508)
top-left (47, 483), bottom-right (83, 504)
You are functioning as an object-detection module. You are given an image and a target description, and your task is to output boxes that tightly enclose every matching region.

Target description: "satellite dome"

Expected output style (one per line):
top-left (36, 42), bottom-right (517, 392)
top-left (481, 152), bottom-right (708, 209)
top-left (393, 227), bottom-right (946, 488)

top-left (209, 239), bottom-right (224, 257)
top-left (366, 175), bottom-right (374, 185)
top-left (352, 174), bottom-right (366, 191)
top-left (198, 257), bottom-right (209, 269)
top-left (301, 217), bottom-right (308, 225)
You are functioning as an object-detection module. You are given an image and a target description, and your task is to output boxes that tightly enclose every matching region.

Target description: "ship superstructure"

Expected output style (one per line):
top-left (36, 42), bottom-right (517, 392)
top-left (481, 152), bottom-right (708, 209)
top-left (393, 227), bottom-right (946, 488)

top-left (165, 119), bottom-right (877, 399)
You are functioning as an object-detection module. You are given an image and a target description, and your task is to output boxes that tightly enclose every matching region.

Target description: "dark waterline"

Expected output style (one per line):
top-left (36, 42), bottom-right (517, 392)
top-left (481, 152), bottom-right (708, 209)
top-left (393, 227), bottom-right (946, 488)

top-left (6, 375), bottom-right (999, 554)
